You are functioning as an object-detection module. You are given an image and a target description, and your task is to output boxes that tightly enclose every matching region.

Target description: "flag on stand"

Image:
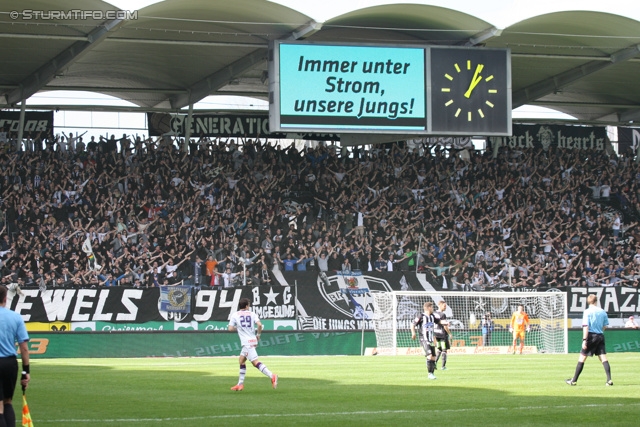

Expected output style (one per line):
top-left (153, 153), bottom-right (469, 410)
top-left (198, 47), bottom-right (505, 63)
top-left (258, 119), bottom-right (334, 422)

top-left (82, 236), bottom-right (101, 271)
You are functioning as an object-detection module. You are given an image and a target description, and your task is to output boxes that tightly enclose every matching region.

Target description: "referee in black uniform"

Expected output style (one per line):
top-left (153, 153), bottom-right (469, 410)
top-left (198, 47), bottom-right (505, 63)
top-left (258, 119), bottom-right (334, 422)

top-left (0, 285), bottom-right (30, 427)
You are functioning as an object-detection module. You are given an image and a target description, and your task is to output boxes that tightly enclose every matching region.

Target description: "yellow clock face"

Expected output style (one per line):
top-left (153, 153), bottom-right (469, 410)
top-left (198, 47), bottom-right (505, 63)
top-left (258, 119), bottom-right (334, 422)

top-left (430, 47), bottom-right (510, 135)
top-left (440, 59), bottom-right (499, 122)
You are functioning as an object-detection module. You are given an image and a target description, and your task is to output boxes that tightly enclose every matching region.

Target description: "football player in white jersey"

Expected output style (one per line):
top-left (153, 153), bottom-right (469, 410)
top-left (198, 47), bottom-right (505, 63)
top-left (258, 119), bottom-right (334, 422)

top-left (228, 298), bottom-right (278, 391)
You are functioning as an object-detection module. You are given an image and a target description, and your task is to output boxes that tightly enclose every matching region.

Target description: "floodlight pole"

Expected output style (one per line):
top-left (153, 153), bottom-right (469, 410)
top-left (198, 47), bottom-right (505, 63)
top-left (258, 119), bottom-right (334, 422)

top-left (415, 235), bottom-right (422, 274)
top-left (183, 102), bottom-right (193, 153)
top-left (16, 100), bottom-right (26, 150)
top-left (361, 313), bottom-right (366, 356)
top-left (294, 280), bottom-right (299, 329)
top-left (243, 260), bottom-right (246, 287)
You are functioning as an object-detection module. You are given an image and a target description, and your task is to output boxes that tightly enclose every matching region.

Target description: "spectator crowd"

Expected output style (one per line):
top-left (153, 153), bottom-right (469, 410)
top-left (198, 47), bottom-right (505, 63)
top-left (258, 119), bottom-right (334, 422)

top-left (1, 128), bottom-right (640, 291)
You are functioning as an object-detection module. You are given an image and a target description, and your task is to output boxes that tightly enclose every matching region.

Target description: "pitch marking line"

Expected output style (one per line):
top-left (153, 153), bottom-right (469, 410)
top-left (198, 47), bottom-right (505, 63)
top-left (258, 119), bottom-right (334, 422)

top-left (37, 402), bottom-right (640, 423)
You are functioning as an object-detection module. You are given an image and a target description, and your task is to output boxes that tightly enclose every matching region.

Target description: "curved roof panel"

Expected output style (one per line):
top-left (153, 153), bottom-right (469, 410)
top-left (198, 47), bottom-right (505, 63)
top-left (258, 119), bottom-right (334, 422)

top-left (318, 4), bottom-right (493, 45)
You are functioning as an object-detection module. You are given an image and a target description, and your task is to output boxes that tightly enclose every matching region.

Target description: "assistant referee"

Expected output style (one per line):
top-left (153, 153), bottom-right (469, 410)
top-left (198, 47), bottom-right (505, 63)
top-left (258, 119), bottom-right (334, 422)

top-left (566, 294), bottom-right (613, 386)
top-left (0, 285), bottom-right (30, 427)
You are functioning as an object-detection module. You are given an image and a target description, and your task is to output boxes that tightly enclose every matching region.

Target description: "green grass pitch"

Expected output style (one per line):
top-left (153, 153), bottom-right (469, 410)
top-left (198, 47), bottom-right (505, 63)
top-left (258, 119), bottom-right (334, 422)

top-left (25, 354), bottom-right (640, 426)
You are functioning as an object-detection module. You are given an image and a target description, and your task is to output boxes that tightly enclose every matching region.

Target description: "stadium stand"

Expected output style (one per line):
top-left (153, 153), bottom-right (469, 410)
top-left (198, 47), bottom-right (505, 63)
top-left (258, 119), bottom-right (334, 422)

top-left (0, 132), bottom-right (639, 291)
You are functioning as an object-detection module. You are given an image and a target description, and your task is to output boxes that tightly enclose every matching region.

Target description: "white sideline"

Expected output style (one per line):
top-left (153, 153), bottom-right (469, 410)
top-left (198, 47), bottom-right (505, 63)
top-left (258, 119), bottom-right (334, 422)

top-left (36, 402), bottom-right (640, 423)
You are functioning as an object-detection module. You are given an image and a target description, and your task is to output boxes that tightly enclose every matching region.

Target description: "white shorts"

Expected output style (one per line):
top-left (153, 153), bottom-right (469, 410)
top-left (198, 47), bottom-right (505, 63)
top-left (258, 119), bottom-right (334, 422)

top-left (240, 345), bottom-right (259, 362)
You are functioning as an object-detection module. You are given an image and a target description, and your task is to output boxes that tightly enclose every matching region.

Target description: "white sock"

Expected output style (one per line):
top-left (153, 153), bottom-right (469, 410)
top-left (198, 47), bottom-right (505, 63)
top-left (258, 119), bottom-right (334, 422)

top-left (257, 362), bottom-right (273, 378)
top-left (238, 364), bottom-right (247, 385)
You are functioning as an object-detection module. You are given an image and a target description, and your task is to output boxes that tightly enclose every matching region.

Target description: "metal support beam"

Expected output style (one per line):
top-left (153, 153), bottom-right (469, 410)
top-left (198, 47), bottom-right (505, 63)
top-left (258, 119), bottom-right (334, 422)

top-left (610, 45), bottom-right (640, 63)
top-left (530, 100), bottom-right (640, 109)
top-left (169, 48), bottom-right (268, 109)
top-left (2, 85), bottom-right (267, 98)
top-left (168, 21), bottom-right (321, 110)
top-left (0, 33), bottom-right (87, 41)
top-left (39, 85), bottom-right (186, 94)
top-left (0, 33), bottom-right (267, 49)
top-left (5, 19), bottom-right (125, 105)
top-left (463, 27), bottom-right (502, 46)
top-left (106, 37), bottom-right (265, 49)
top-left (513, 44), bottom-right (640, 109)
top-left (513, 53), bottom-right (640, 63)
top-left (184, 103), bottom-right (194, 152)
top-left (619, 109), bottom-right (640, 123)
top-left (10, 104), bottom-right (268, 115)
top-left (288, 21), bottom-right (323, 40)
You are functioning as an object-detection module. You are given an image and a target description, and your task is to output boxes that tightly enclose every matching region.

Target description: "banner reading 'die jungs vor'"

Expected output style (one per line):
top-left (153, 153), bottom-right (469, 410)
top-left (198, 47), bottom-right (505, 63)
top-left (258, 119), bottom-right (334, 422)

top-left (147, 112), bottom-right (338, 141)
top-left (488, 123), bottom-right (608, 151)
top-left (7, 272), bottom-right (429, 329)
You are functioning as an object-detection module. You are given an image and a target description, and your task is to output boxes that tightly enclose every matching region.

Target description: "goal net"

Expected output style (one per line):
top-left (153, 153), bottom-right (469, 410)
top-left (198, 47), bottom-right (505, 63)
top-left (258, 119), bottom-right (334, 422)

top-left (371, 291), bottom-right (567, 355)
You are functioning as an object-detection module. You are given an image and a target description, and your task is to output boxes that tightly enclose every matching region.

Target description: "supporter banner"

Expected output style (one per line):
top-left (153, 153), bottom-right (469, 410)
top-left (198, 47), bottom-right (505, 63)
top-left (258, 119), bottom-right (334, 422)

top-left (561, 286), bottom-right (640, 317)
top-left (0, 111), bottom-right (54, 134)
top-left (147, 112), bottom-right (338, 140)
top-left (294, 271), bottom-right (428, 330)
top-left (190, 285), bottom-right (295, 322)
top-left (8, 285), bottom-right (296, 323)
top-left (617, 127), bottom-right (640, 156)
top-left (21, 274), bottom-right (640, 325)
top-left (485, 286), bottom-right (640, 317)
top-left (8, 288), bottom-right (162, 323)
top-left (488, 124), bottom-right (608, 151)
top-left (159, 285), bottom-right (192, 313)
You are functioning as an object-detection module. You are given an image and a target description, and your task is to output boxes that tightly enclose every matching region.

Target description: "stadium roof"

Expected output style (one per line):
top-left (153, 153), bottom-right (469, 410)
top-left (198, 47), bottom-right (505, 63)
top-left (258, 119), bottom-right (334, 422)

top-left (1, 0), bottom-right (640, 125)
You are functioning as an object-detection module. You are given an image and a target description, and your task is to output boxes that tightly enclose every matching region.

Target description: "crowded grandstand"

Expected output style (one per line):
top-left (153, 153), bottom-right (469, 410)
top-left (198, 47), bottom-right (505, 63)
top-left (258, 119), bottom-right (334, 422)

top-left (0, 129), bottom-right (637, 294)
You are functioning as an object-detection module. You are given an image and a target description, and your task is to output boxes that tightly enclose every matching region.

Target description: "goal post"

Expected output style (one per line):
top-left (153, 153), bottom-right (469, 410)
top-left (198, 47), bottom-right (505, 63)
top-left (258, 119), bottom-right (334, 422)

top-left (371, 291), bottom-right (568, 355)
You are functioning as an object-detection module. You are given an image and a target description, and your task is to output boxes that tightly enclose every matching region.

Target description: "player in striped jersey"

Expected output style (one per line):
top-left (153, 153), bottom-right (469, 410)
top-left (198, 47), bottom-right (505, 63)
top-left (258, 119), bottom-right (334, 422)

top-left (434, 300), bottom-right (451, 370)
top-left (411, 302), bottom-right (439, 380)
top-left (228, 298), bottom-right (278, 391)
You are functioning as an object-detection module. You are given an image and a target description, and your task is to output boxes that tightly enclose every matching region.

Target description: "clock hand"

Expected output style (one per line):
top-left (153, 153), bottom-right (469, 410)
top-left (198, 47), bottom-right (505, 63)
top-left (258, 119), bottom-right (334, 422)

top-left (464, 64), bottom-right (484, 98)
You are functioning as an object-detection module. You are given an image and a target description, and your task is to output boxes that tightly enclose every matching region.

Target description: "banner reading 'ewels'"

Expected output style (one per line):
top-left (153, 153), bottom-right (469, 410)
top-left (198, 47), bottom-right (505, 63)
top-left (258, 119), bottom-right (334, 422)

top-left (7, 272), bottom-right (429, 326)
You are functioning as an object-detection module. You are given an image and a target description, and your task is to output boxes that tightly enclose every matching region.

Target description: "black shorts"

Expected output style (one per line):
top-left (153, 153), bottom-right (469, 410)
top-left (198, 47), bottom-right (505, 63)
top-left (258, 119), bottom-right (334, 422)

top-left (436, 336), bottom-right (450, 350)
top-left (420, 339), bottom-right (435, 357)
top-left (0, 356), bottom-right (18, 401)
top-left (581, 333), bottom-right (606, 357)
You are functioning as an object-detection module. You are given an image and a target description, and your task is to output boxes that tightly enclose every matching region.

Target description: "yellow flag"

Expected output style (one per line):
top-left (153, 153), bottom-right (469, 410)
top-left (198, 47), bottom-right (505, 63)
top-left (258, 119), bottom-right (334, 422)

top-left (22, 393), bottom-right (34, 427)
